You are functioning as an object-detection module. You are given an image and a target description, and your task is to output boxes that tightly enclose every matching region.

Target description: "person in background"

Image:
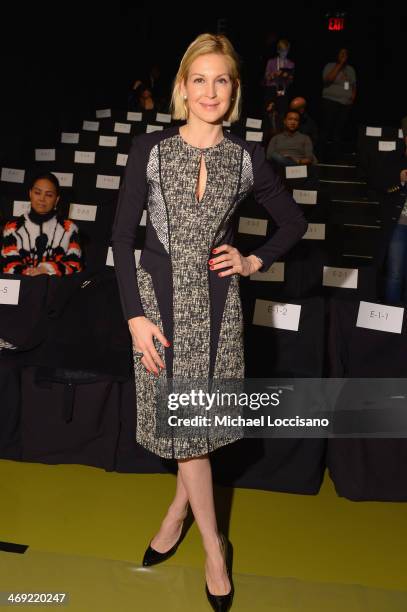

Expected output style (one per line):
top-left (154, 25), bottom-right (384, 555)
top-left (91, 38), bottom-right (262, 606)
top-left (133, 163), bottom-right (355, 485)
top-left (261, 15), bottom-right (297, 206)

top-left (1, 172), bottom-right (83, 276)
top-left (382, 166), bottom-right (407, 304)
top-left (401, 115), bottom-right (407, 154)
top-left (321, 48), bottom-right (356, 156)
top-left (263, 100), bottom-right (284, 148)
top-left (128, 81), bottom-right (157, 113)
top-left (267, 110), bottom-right (317, 167)
top-left (263, 39), bottom-right (295, 117)
top-left (289, 96), bottom-right (319, 148)
top-left (129, 62), bottom-right (168, 111)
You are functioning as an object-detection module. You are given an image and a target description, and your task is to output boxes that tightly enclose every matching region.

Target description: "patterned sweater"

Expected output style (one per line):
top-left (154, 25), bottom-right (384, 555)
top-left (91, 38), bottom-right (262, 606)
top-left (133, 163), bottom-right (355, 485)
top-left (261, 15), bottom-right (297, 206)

top-left (1, 210), bottom-right (83, 276)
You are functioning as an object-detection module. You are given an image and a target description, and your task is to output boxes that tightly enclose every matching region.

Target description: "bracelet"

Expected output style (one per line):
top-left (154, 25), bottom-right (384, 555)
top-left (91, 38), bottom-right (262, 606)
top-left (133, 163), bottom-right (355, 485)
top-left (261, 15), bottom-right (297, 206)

top-left (251, 255), bottom-right (264, 269)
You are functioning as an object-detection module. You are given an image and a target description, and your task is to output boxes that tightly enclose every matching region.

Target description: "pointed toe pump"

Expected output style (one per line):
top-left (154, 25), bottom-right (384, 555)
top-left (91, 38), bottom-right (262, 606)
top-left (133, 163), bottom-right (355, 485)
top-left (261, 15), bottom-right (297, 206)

top-left (205, 532), bottom-right (234, 611)
top-left (142, 522), bottom-right (185, 567)
top-left (142, 539), bottom-right (180, 567)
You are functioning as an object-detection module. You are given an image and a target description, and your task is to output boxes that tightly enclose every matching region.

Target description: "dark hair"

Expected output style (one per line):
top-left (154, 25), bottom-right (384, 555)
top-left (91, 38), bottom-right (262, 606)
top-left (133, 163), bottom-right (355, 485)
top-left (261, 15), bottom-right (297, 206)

top-left (29, 172), bottom-right (61, 195)
top-left (337, 47), bottom-right (350, 59)
top-left (284, 109), bottom-right (300, 120)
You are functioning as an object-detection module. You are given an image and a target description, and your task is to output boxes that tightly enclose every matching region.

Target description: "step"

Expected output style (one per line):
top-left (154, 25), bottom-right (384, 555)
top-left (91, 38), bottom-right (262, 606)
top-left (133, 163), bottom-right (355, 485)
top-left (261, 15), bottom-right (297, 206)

top-left (317, 163), bottom-right (359, 182)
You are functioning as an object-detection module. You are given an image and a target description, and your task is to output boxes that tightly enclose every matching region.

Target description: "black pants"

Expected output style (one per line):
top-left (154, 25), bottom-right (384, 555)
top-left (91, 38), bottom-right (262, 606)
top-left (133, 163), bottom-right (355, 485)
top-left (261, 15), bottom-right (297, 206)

top-left (321, 98), bottom-right (351, 143)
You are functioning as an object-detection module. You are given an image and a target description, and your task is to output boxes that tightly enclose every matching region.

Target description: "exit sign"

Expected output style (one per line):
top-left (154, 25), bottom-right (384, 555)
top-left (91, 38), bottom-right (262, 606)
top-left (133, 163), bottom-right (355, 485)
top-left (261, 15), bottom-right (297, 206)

top-left (328, 17), bottom-right (345, 31)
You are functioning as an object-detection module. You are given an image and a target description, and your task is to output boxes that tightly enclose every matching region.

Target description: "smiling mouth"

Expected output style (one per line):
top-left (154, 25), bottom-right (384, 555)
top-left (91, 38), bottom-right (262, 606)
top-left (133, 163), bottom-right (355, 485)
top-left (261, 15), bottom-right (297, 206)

top-left (200, 103), bottom-right (219, 109)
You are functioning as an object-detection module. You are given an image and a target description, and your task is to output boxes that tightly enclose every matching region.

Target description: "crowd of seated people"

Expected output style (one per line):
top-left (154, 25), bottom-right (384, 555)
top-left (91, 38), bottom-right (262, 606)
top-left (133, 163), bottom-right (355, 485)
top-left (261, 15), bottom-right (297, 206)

top-left (0, 172), bottom-right (83, 277)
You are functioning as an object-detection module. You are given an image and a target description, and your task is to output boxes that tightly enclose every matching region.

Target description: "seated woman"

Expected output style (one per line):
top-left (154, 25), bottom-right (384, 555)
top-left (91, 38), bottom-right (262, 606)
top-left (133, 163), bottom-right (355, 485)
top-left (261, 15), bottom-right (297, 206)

top-left (128, 80), bottom-right (157, 112)
top-left (1, 172), bottom-right (83, 276)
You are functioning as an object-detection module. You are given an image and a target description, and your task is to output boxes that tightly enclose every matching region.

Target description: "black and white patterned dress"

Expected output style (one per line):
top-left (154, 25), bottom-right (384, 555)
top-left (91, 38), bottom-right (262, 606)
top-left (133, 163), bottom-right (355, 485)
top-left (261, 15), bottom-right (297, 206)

top-left (111, 125), bottom-right (307, 459)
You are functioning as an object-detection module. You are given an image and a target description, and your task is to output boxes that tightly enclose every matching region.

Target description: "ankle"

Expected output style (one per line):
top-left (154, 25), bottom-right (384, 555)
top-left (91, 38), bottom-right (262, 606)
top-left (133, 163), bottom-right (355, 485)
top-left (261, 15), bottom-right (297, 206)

top-left (166, 504), bottom-right (188, 522)
top-left (202, 531), bottom-right (223, 554)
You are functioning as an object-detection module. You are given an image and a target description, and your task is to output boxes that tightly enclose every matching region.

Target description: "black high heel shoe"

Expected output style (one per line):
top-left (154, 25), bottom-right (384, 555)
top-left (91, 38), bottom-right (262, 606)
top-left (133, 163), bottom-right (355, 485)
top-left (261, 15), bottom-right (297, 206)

top-left (142, 520), bottom-right (185, 567)
top-left (205, 532), bottom-right (234, 611)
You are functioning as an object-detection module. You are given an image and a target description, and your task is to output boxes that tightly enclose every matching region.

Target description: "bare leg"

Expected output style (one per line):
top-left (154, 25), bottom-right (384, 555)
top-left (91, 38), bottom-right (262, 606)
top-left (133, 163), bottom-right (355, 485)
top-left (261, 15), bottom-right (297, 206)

top-left (150, 466), bottom-right (189, 552)
top-left (177, 454), bottom-right (230, 596)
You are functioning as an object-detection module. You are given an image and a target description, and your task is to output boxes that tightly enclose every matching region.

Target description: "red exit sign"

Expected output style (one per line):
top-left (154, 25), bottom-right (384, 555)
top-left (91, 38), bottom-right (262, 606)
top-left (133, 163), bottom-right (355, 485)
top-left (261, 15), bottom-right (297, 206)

top-left (328, 17), bottom-right (345, 31)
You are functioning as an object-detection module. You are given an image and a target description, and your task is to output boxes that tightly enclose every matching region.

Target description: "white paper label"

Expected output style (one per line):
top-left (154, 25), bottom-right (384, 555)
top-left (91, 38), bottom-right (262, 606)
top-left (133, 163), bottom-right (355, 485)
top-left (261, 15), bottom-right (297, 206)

top-left (74, 150), bottom-right (95, 164)
top-left (253, 299), bottom-right (301, 331)
top-left (13, 201), bottom-right (30, 215)
top-left (127, 112), bottom-right (142, 122)
top-left (356, 301), bottom-right (404, 334)
top-left (106, 246), bottom-right (114, 267)
top-left (140, 210), bottom-right (147, 226)
top-left (344, 81), bottom-right (350, 90)
top-left (52, 172), bottom-right (73, 187)
top-left (114, 122), bottom-right (131, 134)
top-left (246, 131), bottom-right (263, 142)
top-left (399, 128), bottom-right (404, 139)
top-left (106, 247), bottom-right (141, 267)
top-left (302, 223), bottom-right (325, 240)
top-left (378, 140), bottom-right (396, 152)
top-left (82, 120), bottom-right (99, 131)
top-left (116, 153), bottom-right (128, 166)
top-left (323, 266), bottom-right (358, 289)
top-left (1, 168), bottom-right (25, 183)
top-left (35, 148), bottom-right (55, 161)
top-left (238, 217), bottom-right (267, 236)
top-left (61, 132), bottom-right (79, 144)
top-left (96, 108), bottom-right (111, 118)
top-left (366, 127), bottom-right (382, 137)
top-left (156, 113), bottom-right (171, 123)
top-left (96, 174), bottom-right (120, 190)
top-left (99, 135), bottom-right (117, 147)
top-left (146, 124), bottom-right (163, 133)
top-left (285, 165), bottom-right (307, 179)
top-left (69, 203), bottom-right (97, 222)
top-left (250, 262), bottom-right (285, 282)
top-left (293, 189), bottom-right (317, 205)
top-left (246, 118), bottom-right (262, 130)
top-left (0, 278), bottom-right (20, 305)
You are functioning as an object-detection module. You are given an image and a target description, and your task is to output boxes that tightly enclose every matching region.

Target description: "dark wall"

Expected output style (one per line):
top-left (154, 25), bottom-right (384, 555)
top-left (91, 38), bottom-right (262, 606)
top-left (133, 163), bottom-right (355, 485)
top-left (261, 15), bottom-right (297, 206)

top-left (1, 2), bottom-right (407, 163)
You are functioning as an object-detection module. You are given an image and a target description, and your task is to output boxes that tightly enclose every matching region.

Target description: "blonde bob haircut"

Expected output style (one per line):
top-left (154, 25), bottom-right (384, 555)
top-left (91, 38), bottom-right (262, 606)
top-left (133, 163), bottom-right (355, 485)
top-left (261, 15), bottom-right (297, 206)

top-left (170, 33), bottom-right (241, 123)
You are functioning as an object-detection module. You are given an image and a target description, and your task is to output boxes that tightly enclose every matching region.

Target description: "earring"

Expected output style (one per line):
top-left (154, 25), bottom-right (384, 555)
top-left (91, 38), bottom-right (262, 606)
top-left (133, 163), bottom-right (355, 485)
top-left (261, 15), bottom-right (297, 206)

top-left (183, 95), bottom-right (187, 100)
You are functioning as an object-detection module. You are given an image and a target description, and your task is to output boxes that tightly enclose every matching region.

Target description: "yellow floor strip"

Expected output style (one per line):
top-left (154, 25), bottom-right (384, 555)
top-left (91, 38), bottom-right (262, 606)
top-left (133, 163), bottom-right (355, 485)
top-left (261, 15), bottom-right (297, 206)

top-left (0, 459), bottom-right (406, 611)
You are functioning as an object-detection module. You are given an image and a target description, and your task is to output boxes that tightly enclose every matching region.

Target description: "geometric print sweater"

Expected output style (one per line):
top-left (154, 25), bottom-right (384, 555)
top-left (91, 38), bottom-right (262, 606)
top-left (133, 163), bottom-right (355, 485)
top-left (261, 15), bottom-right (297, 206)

top-left (0, 210), bottom-right (83, 276)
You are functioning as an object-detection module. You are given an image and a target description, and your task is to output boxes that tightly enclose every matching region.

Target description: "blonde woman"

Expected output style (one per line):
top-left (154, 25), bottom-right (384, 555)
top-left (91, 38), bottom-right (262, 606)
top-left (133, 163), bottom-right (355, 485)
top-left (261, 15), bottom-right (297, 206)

top-left (111, 33), bottom-right (307, 610)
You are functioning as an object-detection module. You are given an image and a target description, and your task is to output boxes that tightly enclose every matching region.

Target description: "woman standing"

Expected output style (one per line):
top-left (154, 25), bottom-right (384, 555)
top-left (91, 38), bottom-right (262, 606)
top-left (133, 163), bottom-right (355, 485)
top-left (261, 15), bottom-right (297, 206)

top-left (1, 172), bottom-right (83, 276)
top-left (111, 33), bottom-right (307, 610)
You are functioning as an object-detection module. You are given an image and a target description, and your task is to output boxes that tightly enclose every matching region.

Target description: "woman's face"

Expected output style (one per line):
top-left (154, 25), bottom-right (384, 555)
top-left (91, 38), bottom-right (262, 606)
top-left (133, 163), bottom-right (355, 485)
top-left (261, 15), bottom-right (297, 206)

top-left (139, 87), bottom-right (152, 100)
top-left (29, 178), bottom-right (59, 214)
top-left (180, 53), bottom-right (235, 125)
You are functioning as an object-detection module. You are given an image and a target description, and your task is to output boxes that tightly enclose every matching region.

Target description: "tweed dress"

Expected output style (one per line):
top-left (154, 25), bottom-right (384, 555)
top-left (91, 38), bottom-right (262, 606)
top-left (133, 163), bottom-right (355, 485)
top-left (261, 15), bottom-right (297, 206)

top-left (111, 125), bottom-right (307, 459)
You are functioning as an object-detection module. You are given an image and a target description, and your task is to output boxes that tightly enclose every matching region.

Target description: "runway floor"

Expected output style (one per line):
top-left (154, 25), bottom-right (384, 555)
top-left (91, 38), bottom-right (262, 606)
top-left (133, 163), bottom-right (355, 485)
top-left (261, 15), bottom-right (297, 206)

top-left (0, 460), bottom-right (406, 611)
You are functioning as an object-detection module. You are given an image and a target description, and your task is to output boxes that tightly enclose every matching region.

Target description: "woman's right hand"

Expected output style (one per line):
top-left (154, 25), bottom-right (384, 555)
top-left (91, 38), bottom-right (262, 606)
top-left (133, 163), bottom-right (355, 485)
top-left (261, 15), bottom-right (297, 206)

top-left (128, 316), bottom-right (169, 375)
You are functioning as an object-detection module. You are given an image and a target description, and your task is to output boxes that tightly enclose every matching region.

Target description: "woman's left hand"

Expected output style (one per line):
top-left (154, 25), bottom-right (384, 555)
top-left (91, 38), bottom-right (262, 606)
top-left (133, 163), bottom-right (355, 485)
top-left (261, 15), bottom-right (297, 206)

top-left (208, 245), bottom-right (263, 278)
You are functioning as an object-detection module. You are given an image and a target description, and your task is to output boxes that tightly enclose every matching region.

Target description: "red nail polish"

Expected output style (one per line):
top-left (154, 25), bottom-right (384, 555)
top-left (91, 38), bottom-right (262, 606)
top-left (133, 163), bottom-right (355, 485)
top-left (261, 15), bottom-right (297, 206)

top-left (208, 259), bottom-right (213, 264)
top-left (212, 249), bottom-right (217, 253)
top-left (210, 266), bottom-right (214, 270)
